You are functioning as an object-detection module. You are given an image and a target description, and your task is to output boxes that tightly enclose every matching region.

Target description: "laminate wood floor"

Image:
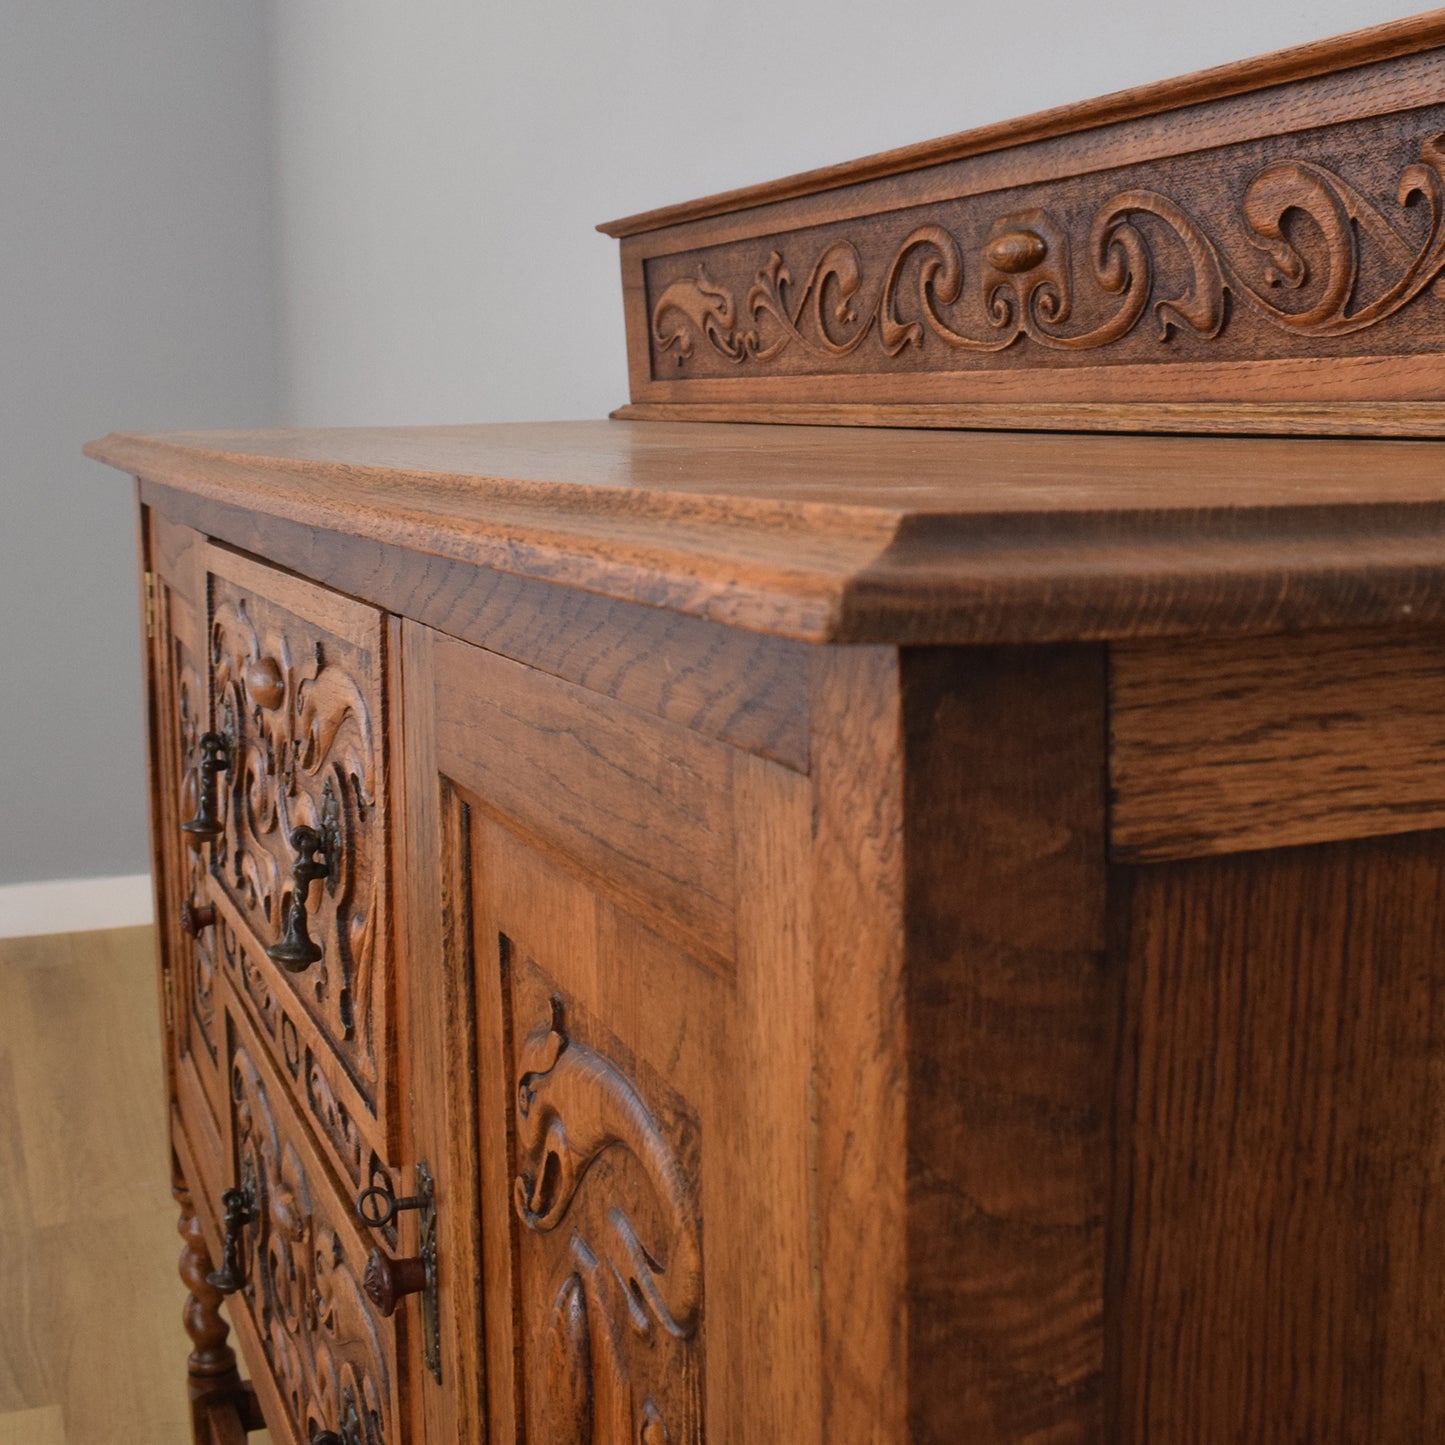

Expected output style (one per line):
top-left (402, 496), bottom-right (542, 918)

top-left (0, 926), bottom-right (270, 1445)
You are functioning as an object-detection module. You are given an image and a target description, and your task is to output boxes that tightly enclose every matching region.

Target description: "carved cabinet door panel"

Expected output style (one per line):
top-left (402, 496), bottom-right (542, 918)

top-left (149, 510), bottom-right (228, 1153)
top-left (223, 1000), bottom-right (402, 1445)
top-left (402, 619), bottom-right (824, 1445)
top-left (202, 544), bottom-right (396, 1166)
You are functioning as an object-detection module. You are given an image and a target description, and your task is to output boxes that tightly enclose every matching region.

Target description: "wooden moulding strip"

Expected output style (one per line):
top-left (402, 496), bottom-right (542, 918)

top-left (613, 401), bottom-right (1445, 439)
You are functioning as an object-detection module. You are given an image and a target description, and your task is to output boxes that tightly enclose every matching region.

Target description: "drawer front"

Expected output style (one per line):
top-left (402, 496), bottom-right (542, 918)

top-left (213, 884), bottom-right (397, 1208)
top-left (223, 1001), bottom-right (401, 1445)
top-left (204, 545), bottom-right (394, 1145)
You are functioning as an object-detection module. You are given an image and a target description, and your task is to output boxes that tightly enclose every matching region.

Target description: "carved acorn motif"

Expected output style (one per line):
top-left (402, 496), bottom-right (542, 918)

top-left (984, 227), bottom-right (1049, 274)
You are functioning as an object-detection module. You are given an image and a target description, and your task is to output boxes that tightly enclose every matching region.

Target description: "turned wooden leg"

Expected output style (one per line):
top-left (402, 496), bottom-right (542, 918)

top-left (173, 1159), bottom-right (264, 1441)
top-left (174, 1171), bottom-right (237, 1378)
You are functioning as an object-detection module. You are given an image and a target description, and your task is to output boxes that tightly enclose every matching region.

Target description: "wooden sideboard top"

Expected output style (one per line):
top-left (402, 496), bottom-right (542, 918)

top-left (87, 419), bottom-right (1445, 644)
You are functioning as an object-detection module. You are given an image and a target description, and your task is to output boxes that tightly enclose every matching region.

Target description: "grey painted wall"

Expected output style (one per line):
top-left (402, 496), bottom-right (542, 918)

top-left (1, 2), bottom-right (279, 885)
top-left (4, 1), bottom-right (1423, 885)
top-left (266, 0), bottom-right (1419, 429)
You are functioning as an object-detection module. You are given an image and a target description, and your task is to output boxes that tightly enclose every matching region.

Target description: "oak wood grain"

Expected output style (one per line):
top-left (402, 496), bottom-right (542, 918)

top-left (1111, 629), bottom-right (1445, 860)
top-left (396, 619), bottom-right (486, 1445)
top-left (604, 15), bottom-right (1445, 418)
top-left (902, 646), bottom-right (1110, 1443)
top-left (203, 542), bottom-right (397, 1148)
top-left (88, 421), bottom-right (1445, 646)
top-left (615, 399), bottom-right (1445, 439)
top-left (722, 752), bottom-right (823, 1445)
top-left (223, 999), bottom-right (401, 1445)
top-left (809, 646), bottom-right (909, 1444)
top-left (144, 485), bottom-right (812, 770)
top-left (631, 107), bottom-right (1445, 391)
top-left (427, 628), bottom-right (738, 972)
top-left (1114, 836), bottom-right (1445, 1442)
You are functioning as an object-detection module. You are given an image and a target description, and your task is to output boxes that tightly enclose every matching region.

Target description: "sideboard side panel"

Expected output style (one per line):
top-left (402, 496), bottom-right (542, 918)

top-left (901, 645), bottom-right (1111, 1443)
top-left (1113, 834), bottom-right (1445, 1443)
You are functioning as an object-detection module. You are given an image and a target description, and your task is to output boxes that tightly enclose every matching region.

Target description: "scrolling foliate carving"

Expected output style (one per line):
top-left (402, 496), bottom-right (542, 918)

top-left (209, 578), bottom-right (383, 1108)
top-left (306, 1048), bottom-right (367, 1190)
top-left (649, 128), bottom-right (1445, 374)
top-left (230, 1044), bottom-right (394, 1445)
top-left (219, 915), bottom-right (279, 1043)
top-left (511, 983), bottom-right (704, 1445)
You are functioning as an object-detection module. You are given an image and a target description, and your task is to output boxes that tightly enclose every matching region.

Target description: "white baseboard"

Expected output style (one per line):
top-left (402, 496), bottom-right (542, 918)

top-left (0, 873), bottom-right (155, 939)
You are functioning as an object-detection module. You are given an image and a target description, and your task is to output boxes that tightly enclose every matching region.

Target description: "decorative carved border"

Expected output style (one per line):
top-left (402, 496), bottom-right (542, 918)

top-left (640, 108), bottom-right (1445, 394)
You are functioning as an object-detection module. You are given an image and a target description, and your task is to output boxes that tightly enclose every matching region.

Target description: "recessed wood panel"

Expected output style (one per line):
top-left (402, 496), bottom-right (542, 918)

top-left (1114, 836), bottom-right (1445, 1442)
top-left (224, 1002), bottom-right (401, 1445)
top-left (1111, 629), bottom-right (1445, 860)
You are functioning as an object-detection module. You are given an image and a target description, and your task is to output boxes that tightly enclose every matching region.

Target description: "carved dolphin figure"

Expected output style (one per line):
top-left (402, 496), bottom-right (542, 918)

top-left (651, 266), bottom-right (741, 361)
top-left (514, 997), bottom-right (703, 1339)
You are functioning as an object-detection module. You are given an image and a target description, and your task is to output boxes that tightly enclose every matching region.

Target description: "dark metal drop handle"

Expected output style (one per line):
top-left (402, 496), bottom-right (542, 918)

top-left (206, 1185), bottom-right (256, 1295)
top-left (266, 825), bottom-right (330, 972)
top-left (181, 732), bottom-right (230, 841)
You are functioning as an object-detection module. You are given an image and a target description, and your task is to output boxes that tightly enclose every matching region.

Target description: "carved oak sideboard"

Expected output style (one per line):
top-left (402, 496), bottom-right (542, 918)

top-left (86, 416), bottom-right (1445, 1445)
top-left (86, 12), bottom-right (1445, 1445)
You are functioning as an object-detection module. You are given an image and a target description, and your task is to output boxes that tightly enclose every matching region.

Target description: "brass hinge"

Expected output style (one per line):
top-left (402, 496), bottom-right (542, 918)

top-left (162, 966), bottom-right (175, 1033)
top-left (144, 571), bottom-right (156, 640)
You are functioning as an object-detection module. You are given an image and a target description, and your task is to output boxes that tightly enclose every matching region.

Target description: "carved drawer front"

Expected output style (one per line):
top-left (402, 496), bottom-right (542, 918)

top-left (204, 544), bottom-right (395, 1153)
top-left (223, 1003), bottom-right (401, 1445)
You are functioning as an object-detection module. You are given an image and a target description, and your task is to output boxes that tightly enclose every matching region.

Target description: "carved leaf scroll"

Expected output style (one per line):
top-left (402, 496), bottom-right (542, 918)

top-left (230, 1043), bottom-right (394, 1445)
top-left (511, 984), bottom-right (703, 1444)
top-left (650, 133), bottom-right (1445, 371)
top-left (209, 577), bottom-right (384, 1114)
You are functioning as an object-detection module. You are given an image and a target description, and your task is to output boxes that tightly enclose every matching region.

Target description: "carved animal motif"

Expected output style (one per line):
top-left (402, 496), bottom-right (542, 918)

top-left (651, 268), bottom-right (741, 362)
top-left (514, 995), bottom-right (703, 1443)
top-left (515, 997), bottom-right (701, 1337)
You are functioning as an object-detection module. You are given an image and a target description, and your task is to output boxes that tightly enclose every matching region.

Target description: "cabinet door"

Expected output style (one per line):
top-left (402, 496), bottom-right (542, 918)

top-left (400, 616), bottom-right (824, 1445)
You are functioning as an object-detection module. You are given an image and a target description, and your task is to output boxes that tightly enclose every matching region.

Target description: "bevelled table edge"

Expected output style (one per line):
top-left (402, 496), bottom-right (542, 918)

top-left (87, 423), bottom-right (1445, 647)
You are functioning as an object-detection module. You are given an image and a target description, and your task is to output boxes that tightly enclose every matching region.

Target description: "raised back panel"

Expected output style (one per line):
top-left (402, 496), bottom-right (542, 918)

top-left (604, 15), bottom-right (1445, 433)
